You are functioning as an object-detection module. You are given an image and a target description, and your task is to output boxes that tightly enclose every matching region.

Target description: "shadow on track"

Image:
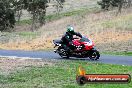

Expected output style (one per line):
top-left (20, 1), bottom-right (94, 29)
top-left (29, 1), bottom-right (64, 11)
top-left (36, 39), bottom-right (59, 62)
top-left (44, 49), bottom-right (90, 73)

top-left (54, 57), bottom-right (100, 62)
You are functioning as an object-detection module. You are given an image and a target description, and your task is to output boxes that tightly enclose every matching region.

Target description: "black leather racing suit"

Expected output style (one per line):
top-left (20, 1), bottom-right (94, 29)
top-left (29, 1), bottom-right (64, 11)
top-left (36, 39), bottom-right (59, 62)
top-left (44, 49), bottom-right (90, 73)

top-left (61, 32), bottom-right (82, 52)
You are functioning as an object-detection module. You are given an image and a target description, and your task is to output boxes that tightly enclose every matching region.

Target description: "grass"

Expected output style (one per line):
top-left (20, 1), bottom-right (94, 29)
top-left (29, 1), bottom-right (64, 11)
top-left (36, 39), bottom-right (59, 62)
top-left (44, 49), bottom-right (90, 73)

top-left (0, 32), bottom-right (40, 41)
top-left (17, 6), bottom-right (99, 25)
top-left (16, 19), bottom-right (32, 25)
top-left (102, 14), bottom-right (132, 30)
top-left (0, 60), bottom-right (132, 88)
top-left (102, 51), bottom-right (132, 56)
top-left (17, 32), bottom-right (40, 39)
top-left (45, 6), bottom-right (99, 22)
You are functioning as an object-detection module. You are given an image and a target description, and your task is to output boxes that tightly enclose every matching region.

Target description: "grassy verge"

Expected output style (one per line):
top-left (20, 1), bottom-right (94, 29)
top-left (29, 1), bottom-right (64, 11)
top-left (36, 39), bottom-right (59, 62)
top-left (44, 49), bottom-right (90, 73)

top-left (102, 51), bottom-right (132, 56)
top-left (0, 60), bottom-right (132, 88)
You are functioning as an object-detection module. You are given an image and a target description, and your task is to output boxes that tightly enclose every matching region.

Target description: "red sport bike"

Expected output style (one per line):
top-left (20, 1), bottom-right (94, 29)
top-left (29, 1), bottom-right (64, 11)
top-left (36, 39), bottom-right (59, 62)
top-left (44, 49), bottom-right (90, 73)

top-left (53, 36), bottom-right (100, 60)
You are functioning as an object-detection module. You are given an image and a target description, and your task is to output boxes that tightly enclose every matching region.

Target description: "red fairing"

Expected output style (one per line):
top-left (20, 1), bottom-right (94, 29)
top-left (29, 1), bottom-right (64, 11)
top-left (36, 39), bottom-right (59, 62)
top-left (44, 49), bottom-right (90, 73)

top-left (72, 37), bottom-right (95, 51)
top-left (73, 40), bottom-right (81, 46)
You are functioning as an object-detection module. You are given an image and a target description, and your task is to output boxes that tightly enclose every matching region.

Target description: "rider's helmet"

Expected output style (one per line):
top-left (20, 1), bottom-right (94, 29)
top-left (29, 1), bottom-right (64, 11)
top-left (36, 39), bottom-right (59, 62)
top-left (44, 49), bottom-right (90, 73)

top-left (67, 26), bottom-right (75, 34)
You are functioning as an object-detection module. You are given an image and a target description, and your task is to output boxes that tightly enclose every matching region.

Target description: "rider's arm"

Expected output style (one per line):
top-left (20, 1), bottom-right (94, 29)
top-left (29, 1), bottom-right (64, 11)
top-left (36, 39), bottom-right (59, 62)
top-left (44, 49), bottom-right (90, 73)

top-left (65, 35), bottom-right (72, 42)
top-left (61, 34), bottom-right (72, 43)
top-left (64, 34), bottom-right (75, 46)
top-left (74, 32), bottom-right (82, 38)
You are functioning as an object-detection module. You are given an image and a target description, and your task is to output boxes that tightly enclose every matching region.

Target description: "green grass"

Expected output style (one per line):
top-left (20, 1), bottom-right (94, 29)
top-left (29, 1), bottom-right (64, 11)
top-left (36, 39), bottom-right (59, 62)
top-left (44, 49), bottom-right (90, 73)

top-left (17, 32), bottom-right (40, 39)
top-left (102, 51), bottom-right (132, 56)
top-left (0, 60), bottom-right (132, 88)
top-left (16, 19), bottom-right (32, 25)
top-left (0, 32), bottom-right (40, 45)
top-left (18, 6), bottom-right (99, 25)
top-left (45, 7), bottom-right (99, 22)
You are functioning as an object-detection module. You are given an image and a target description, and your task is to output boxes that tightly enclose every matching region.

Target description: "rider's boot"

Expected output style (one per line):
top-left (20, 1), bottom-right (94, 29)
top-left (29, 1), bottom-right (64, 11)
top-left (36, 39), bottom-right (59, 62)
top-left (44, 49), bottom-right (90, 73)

top-left (54, 50), bottom-right (57, 53)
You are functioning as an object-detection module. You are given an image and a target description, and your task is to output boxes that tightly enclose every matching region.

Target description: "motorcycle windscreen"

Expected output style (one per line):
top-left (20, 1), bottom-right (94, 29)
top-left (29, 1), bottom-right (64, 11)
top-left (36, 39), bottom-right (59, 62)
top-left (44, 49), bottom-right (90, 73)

top-left (79, 37), bottom-right (91, 42)
top-left (80, 37), bottom-right (93, 46)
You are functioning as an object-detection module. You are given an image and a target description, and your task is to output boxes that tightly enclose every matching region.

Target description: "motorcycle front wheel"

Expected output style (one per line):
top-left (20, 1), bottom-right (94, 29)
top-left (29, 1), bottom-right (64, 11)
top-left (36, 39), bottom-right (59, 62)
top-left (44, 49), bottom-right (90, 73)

top-left (89, 50), bottom-right (100, 60)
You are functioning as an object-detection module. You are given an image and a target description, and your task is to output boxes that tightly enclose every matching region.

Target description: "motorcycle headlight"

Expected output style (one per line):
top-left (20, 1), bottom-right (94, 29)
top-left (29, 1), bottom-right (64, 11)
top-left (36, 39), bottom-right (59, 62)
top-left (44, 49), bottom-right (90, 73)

top-left (56, 44), bottom-right (61, 46)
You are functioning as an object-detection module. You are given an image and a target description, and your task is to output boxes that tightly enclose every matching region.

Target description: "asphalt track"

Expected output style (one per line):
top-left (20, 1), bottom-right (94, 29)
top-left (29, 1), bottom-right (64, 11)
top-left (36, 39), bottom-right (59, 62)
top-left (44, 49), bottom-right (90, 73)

top-left (0, 50), bottom-right (132, 66)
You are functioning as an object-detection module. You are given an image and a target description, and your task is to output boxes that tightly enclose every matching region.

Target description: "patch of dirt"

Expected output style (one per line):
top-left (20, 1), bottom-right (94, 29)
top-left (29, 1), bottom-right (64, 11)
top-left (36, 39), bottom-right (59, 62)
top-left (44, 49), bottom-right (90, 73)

top-left (0, 57), bottom-right (55, 74)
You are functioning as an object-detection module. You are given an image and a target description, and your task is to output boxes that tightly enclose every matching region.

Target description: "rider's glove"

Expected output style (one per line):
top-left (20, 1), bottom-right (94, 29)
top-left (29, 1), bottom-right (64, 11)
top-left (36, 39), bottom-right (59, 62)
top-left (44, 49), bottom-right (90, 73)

top-left (69, 42), bottom-right (76, 48)
top-left (69, 42), bottom-right (74, 46)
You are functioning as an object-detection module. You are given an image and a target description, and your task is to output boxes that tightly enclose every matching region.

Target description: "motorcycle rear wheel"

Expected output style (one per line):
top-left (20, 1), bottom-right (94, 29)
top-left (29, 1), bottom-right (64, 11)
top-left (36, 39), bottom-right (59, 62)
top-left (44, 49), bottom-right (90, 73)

top-left (59, 53), bottom-right (69, 58)
top-left (58, 48), bottom-right (70, 59)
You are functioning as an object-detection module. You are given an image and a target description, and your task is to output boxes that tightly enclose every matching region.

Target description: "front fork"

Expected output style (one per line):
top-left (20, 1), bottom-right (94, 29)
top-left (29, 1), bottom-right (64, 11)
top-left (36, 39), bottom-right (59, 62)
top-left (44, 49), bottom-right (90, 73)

top-left (92, 46), bottom-right (96, 50)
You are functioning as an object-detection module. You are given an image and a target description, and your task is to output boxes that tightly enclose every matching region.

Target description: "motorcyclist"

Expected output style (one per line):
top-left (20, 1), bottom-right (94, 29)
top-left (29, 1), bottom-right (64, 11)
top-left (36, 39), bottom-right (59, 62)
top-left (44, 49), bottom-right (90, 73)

top-left (61, 25), bottom-right (82, 53)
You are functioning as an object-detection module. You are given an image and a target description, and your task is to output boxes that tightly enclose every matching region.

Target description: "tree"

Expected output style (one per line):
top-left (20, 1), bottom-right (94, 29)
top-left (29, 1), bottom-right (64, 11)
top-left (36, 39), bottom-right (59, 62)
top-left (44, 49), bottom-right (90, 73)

top-left (22, 0), bottom-right (49, 31)
top-left (0, 0), bottom-right (15, 31)
top-left (0, 0), bottom-right (65, 31)
top-left (13, 0), bottom-right (25, 23)
top-left (97, 0), bottom-right (132, 14)
top-left (97, 0), bottom-right (122, 10)
top-left (56, 0), bottom-right (65, 13)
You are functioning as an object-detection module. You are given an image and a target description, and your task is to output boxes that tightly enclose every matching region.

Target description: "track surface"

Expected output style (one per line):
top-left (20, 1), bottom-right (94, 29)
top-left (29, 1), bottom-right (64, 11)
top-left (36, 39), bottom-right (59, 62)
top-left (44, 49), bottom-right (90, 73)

top-left (0, 50), bottom-right (132, 66)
